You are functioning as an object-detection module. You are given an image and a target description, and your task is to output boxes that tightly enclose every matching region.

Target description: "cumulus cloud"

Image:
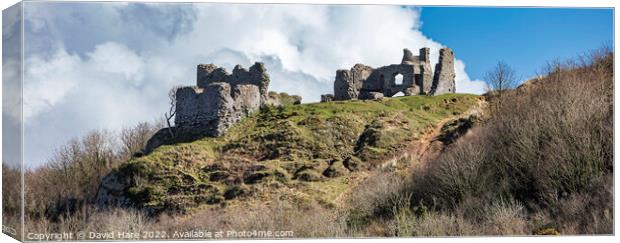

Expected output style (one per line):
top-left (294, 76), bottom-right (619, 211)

top-left (18, 2), bottom-right (486, 166)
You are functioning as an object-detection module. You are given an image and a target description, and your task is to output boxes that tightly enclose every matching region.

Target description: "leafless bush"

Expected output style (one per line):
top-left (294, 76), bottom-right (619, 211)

top-left (151, 199), bottom-right (348, 238)
top-left (120, 122), bottom-right (161, 158)
top-left (24, 130), bottom-right (117, 219)
top-left (24, 206), bottom-right (154, 236)
top-left (345, 171), bottom-right (407, 218)
top-left (412, 134), bottom-right (493, 210)
top-left (2, 164), bottom-right (22, 240)
top-left (23, 121), bottom-right (162, 225)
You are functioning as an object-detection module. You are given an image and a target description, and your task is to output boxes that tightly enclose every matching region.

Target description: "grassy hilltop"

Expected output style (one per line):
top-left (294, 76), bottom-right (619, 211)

top-left (114, 93), bottom-right (481, 214)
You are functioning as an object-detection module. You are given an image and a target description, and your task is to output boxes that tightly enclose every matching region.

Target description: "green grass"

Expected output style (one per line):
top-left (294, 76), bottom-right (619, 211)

top-left (112, 93), bottom-right (480, 214)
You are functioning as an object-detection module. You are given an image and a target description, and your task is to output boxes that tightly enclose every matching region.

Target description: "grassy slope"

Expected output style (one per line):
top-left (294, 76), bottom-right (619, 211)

top-left (113, 93), bottom-right (480, 214)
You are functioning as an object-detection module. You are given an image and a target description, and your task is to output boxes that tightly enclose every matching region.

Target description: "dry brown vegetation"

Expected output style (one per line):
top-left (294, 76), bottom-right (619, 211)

top-left (1, 121), bottom-right (163, 240)
top-left (4, 48), bottom-right (613, 239)
top-left (383, 48), bottom-right (614, 236)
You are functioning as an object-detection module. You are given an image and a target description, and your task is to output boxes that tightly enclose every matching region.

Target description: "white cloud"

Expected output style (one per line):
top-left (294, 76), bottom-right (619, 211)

top-left (454, 60), bottom-right (488, 94)
top-left (2, 58), bottom-right (21, 122)
top-left (23, 49), bottom-right (81, 120)
top-left (20, 3), bottom-right (487, 166)
top-left (88, 43), bottom-right (145, 81)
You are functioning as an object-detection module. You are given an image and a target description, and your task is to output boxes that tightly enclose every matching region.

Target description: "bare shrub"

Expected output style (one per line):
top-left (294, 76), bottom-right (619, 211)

top-left (24, 206), bottom-right (154, 237)
top-left (120, 121), bottom-right (162, 159)
top-left (85, 208), bottom-right (152, 233)
top-left (388, 205), bottom-right (477, 237)
top-left (412, 134), bottom-right (493, 210)
top-left (2, 164), bottom-right (21, 216)
top-left (153, 200), bottom-right (348, 238)
top-left (478, 199), bottom-right (528, 235)
top-left (488, 50), bottom-right (613, 209)
top-left (2, 164), bottom-right (22, 240)
top-left (23, 121), bottom-right (162, 229)
top-left (345, 171), bottom-right (407, 218)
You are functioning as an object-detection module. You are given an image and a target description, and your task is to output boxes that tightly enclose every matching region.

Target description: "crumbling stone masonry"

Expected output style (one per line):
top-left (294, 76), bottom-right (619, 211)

top-left (175, 62), bottom-right (270, 137)
top-left (431, 48), bottom-right (456, 94)
top-left (326, 47), bottom-right (455, 101)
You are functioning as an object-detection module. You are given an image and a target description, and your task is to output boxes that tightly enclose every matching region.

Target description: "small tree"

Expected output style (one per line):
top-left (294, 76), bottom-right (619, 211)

top-left (164, 87), bottom-right (179, 138)
top-left (484, 61), bottom-right (518, 96)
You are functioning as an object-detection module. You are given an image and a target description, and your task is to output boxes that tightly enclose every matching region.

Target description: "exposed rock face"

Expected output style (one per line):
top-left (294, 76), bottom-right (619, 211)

top-left (95, 172), bottom-right (132, 207)
top-left (175, 62), bottom-right (269, 137)
top-left (430, 48), bottom-right (456, 95)
top-left (330, 47), bottom-right (455, 100)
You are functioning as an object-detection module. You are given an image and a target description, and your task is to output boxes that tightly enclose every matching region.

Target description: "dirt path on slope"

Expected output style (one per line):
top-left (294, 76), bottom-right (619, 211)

top-left (332, 98), bottom-right (487, 206)
top-left (330, 117), bottom-right (455, 206)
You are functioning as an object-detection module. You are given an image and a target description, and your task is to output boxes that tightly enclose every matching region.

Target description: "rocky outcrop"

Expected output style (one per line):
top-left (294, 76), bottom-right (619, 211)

top-left (94, 171), bottom-right (132, 207)
top-left (329, 47), bottom-right (455, 101)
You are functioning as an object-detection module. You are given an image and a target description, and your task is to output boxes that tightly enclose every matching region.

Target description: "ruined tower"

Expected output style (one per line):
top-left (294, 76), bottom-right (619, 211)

top-left (174, 62), bottom-right (270, 137)
top-left (430, 48), bottom-right (456, 95)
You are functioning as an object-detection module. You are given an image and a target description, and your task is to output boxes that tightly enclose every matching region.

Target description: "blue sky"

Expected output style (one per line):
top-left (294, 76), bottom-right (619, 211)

top-left (420, 7), bottom-right (614, 80)
top-left (2, 3), bottom-right (615, 167)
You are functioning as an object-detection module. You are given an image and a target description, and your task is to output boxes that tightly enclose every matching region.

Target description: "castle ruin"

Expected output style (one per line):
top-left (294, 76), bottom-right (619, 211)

top-left (148, 47), bottom-right (456, 152)
top-left (322, 47), bottom-right (455, 102)
top-left (174, 62), bottom-right (270, 137)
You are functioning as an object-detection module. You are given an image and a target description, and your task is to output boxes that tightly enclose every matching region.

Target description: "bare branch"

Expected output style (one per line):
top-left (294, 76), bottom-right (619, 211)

top-left (484, 61), bottom-right (518, 96)
top-left (164, 86), bottom-right (180, 138)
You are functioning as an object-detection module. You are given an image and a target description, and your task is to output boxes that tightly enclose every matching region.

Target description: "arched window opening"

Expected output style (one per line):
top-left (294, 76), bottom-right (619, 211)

top-left (394, 73), bottom-right (404, 85)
